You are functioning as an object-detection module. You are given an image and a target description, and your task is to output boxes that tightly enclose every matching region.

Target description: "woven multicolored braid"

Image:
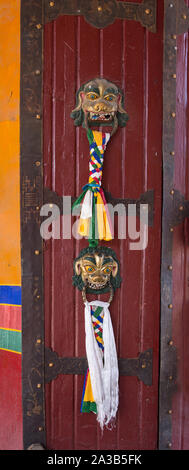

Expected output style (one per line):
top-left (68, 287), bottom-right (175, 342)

top-left (72, 130), bottom-right (119, 429)
top-left (81, 305), bottom-right (104, 414)
top-left (88, 130), bottom-right (108, 190)
top-left (72, 129), bottom-right (113, 247)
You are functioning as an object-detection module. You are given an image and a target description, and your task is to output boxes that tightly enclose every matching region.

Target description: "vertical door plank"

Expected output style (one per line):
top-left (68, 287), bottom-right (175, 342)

top-left (44, 16), bottom-right (77, 450)
top-left (74, 17), bottom-right (101, 450)
top-left (172, 23), bottom-right (189, 449)
top-left (138, 0), bottom-right (163, 448)
top-left (98, 19), bottom-right (123, 451)
top-left (119, 18), bottom-right (146, 449)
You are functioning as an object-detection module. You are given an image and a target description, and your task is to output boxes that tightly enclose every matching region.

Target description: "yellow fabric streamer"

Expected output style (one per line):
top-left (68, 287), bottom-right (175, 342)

top-left (96, 192), bottom-right (112, 241)
top-left (78, 218), bottom-right (90, 237)
top-left (84, 372), bottom-right (95, 403)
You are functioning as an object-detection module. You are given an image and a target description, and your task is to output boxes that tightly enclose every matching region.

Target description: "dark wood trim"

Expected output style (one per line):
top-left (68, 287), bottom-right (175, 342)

top-left (20, 0), bottom-right (46, 450)
top-left (158, 0), bottom-right (178, 451)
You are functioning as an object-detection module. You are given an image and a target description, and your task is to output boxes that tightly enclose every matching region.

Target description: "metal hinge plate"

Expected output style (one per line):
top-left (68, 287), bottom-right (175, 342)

top-left (44, 187), bottom-right (154, 226)
top-left (45, 347), bottom-right (153, 386)
top-left (45, 0), bottom-right (157, 32)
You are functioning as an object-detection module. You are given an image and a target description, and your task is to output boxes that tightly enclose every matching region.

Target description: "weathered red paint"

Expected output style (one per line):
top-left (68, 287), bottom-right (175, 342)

top-left (0, 351), bottom-right (22, 450)
top-left (172, 26), bottom-right (189, 450)
top-left (43, 2), bottom-right (163, 450)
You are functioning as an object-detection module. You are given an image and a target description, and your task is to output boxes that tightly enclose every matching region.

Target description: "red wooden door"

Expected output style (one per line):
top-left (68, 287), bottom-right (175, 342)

top-left (43, 2), bottom-right (163, 450)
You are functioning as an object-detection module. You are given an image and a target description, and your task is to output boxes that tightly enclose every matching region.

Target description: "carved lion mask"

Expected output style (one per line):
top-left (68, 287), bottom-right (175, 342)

top-left (73, 246), bottom-right (121, 296)
top-left (71, 78), bottom-right (129, 135)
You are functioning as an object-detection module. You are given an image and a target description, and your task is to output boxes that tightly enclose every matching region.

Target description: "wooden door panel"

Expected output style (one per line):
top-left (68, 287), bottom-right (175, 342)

top-left (44, 16), bottom-right (76, 450)
top-left (43, 1), bottom-right (163, 450)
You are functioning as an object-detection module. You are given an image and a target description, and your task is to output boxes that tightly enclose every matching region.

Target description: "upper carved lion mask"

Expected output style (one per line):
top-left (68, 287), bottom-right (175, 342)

top-left (71, 78), bottom-right (129, 135)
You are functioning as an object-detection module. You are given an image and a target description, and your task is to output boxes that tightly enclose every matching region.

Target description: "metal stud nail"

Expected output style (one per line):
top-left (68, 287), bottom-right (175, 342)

top-left (170, 227), bottom-right (174, 232)
top-left (37, 383), bottom-right (42, 388)
top-left (145, 9), bottom-right (151, 15)
top-left (38, 426), bottom-right (43, 432)
top-left (168, 340), bottom-right (174, 346)
top-left (182, 14), bottom-right (187, 20)
top-left (49, 362), bottom-right (54, 368)
top-left (36, 338), bottom-right (42, 344)
top-left (168, 265), bottom-right (173, 271)
top-left (36, 23), bottom-right (42, 29)
top-left (179, 205), bottom-right (184, 211)
top-left (171, 112), bottom-right (176, 118)
top-left (168, 304), bottom-right (173, 309)
top-left (168, 409), bottom-right (173, 414)
top-left (36, 114), bottom-right (41, 119)
top-left (50, 1), bottom-right (55, 6)
top-left (35, 250), bottom-right (40, 255)
top-left (168, 442), bottom-right (172, 448)
top-left (172, 73), bottom-right (176, 79)
top-left (170, 151), bottom-right (175, 156)
top-left (170, 189), bottom-right (174, 195)
top-left (35, 161), bottom-right (41, 166)
top-left (172, 34), bottom-right (177, 39)
top-left (141, 363), bottom-right (146, 369)
top-left (98, 6), bottom-right (102, 12)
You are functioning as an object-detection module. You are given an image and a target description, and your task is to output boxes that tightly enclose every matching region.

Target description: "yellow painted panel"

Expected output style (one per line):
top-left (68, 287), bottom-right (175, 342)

top-left (0, 1), bottom-right (20, 123)
top-left (0, 120), bottom-right (21, 285)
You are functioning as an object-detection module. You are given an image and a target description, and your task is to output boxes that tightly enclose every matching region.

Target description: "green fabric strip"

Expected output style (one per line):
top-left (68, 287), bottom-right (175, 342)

top-left (88, 194), bottom-right (98, 248)
top-left (95, 330), bottom-right (102, 339)
top-left (89, 239), bottom-right (98, 248)
top-left (0, 328), bottom-right (21, 353)
top-left (90, 161), bottom-right (98, 170)
top-left (72, 188), bottom-right (88, 210)
top-left (92, 306), bottom-right (103, 318)
top-left (87, 128), bottom-right (95, 146)
top-left (81, 401), bottom-right (97, 414)
top-left (87, 129), bottom-right (102, 159)
top-left (92, 194), bottom-right (97, 241)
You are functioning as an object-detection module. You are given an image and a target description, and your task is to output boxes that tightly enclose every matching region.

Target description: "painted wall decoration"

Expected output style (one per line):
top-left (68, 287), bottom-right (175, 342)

top-left (71, 78), bottom-right (128, 430)
top-left (0, 0), bottom-right (22, 450)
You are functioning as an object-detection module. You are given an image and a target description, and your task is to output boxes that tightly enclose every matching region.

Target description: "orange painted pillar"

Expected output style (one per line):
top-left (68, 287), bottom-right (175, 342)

top-left (0, 0), bottom-right (23, 449)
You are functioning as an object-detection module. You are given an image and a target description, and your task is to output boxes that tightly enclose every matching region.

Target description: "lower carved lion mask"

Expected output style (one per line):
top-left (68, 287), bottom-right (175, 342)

top-left (73, 246), bottom-right (121, 299)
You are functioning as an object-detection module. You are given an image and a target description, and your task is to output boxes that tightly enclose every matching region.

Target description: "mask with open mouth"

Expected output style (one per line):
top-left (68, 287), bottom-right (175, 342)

top-left (73, 246), bottom-right (121, 302)
top-left (71, 78), bottom-right (129, 136)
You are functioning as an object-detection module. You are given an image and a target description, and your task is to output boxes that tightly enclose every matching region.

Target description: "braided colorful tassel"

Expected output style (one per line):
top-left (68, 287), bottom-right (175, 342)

top-left (72, 130), bottom-right (113, 247)
top-left (72, 130), bottom-right (119, 429)
top-left (81, 305), bottom-right (104, 414)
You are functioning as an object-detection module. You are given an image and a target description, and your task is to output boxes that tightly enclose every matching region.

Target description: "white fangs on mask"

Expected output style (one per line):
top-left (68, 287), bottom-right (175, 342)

top-left (89, 111), bottom-right (114, 121)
